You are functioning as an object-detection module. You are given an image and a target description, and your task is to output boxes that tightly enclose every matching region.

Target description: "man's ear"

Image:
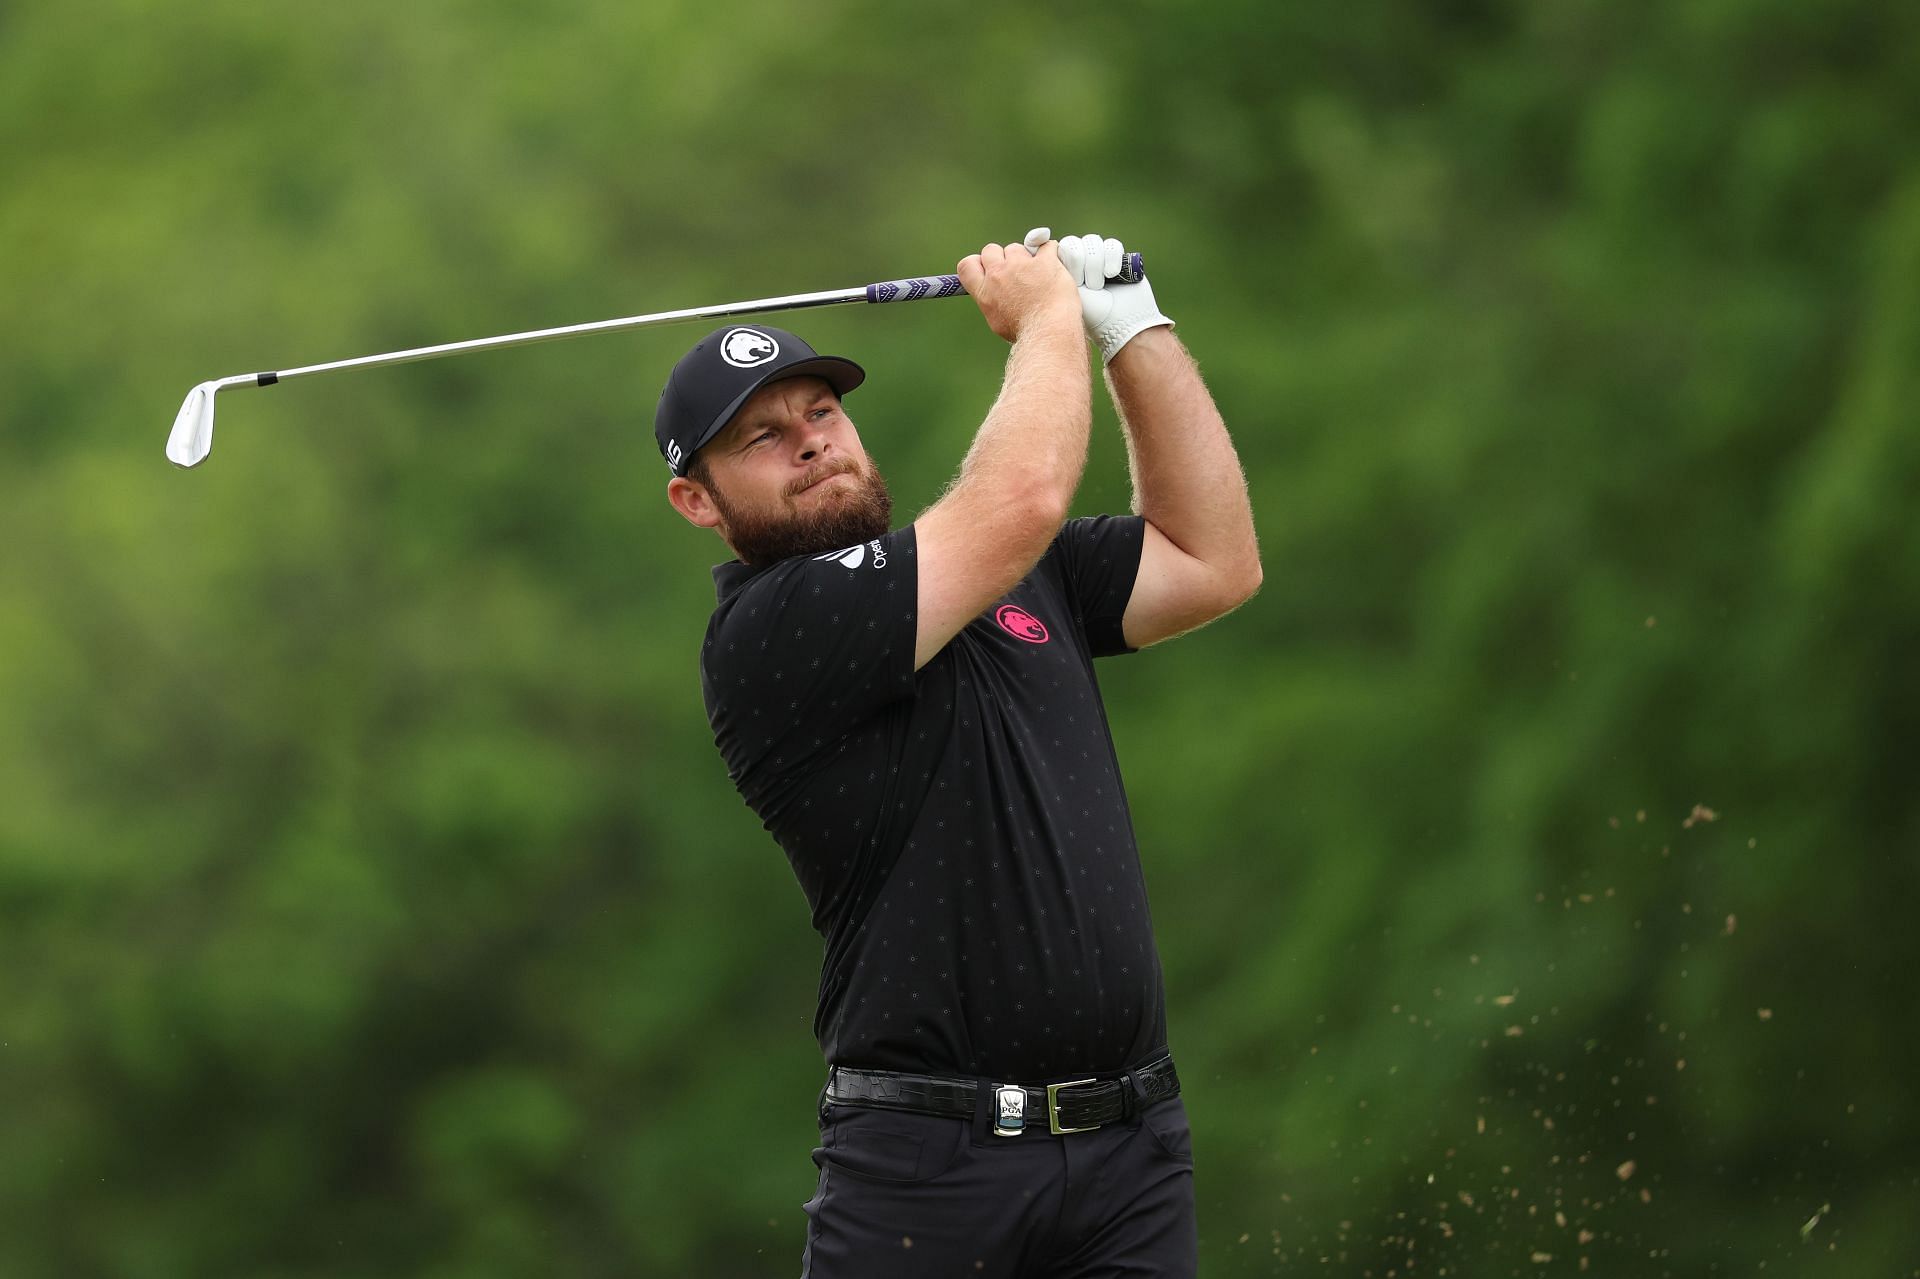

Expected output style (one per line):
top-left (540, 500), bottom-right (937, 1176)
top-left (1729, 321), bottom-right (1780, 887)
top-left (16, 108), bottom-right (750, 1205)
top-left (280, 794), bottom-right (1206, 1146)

top-left (667, 475), bottom-right (723, 529)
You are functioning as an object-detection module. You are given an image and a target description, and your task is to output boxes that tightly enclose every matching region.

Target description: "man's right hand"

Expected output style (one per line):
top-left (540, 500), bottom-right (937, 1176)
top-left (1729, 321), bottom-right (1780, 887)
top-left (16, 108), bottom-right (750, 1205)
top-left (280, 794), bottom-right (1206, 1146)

top-left (956, 239), bottom-right (1084, 344)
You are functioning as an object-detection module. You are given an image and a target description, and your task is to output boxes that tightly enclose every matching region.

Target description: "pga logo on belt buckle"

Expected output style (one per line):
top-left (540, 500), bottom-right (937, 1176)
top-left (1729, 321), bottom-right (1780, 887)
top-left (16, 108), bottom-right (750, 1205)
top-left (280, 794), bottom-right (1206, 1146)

top-left (992, 1084), bottom-right (1026, 1137)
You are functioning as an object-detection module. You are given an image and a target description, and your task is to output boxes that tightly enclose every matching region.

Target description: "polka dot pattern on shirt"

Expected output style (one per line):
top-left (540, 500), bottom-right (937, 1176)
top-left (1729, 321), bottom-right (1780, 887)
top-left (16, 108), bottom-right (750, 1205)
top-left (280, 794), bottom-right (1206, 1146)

top-left (701, 518), bottom-right (1167, 1080)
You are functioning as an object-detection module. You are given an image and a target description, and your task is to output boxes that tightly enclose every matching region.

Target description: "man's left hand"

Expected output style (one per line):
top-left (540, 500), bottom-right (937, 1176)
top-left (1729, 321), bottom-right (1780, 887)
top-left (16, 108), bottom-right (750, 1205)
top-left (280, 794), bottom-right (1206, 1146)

top-left (1023, 228), bottom-right (1176, 365)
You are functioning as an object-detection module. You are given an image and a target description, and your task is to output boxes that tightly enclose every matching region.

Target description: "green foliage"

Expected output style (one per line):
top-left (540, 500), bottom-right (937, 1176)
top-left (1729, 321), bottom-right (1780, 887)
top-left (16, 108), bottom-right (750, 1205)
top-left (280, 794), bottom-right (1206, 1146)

top-left (2, 0), bottom-right (1916, 1273)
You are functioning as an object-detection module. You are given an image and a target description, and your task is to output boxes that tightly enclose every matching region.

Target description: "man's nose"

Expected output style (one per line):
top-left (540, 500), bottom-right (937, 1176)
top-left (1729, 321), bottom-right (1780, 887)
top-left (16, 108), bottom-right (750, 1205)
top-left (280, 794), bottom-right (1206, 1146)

top-left (797, 420), bottom-right (830, 461)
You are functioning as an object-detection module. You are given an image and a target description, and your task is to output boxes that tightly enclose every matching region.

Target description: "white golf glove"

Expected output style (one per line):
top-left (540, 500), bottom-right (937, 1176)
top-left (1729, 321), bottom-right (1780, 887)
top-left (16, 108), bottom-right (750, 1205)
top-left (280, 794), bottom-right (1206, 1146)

top-left (1022, 226), bottom-right (1174, 364)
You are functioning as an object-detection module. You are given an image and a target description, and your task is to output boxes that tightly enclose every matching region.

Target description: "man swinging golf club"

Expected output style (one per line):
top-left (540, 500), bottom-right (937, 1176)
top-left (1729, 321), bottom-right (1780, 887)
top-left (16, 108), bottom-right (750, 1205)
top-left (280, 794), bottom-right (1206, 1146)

top-left (657, 229), bottom-right (1261, 1278)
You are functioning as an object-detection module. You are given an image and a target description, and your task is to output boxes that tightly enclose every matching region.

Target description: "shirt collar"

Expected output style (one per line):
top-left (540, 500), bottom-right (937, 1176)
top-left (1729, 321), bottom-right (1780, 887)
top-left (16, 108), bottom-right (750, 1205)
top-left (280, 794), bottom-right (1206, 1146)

top-left (712, 557), bottom-right (771, 603)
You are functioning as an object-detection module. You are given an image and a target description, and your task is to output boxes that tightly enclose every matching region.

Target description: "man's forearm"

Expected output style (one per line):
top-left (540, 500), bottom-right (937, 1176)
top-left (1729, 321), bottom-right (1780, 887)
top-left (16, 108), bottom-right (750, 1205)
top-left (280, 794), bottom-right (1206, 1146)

top-left (1106, 328), bottom-right (1260, 586)
top-left (954, 317), bottom-right (1091, 518)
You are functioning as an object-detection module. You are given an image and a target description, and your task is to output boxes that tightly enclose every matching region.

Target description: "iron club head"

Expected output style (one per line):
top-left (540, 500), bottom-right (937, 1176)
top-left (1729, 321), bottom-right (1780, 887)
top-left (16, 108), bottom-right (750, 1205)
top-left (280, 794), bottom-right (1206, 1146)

top-left (167, 381), bottom-right (220, 468)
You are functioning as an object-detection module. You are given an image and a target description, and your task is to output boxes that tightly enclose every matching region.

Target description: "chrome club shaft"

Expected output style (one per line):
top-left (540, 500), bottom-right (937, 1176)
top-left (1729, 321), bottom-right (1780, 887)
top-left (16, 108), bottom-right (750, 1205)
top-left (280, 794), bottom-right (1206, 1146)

top-left (165, 253), bottom-right (1146, 468)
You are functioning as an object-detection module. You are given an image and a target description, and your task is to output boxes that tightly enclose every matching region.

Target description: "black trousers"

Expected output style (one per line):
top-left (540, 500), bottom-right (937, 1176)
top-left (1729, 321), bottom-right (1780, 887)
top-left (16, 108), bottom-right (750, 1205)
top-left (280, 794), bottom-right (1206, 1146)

top-left (799, 1093), bottom-right (1197, 1278)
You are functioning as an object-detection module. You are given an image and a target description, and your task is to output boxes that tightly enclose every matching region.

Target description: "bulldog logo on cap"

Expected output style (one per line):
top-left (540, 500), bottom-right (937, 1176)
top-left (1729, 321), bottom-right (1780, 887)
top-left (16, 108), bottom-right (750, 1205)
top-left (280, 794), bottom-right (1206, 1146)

top-left (720, 327), bottom-right (780, 368)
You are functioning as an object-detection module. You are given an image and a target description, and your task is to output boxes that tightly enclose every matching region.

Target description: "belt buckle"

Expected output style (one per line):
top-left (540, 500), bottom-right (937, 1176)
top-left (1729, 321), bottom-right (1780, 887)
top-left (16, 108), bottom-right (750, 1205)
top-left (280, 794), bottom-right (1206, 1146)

top-left (992, 1084), bottom-right (1027, 1137)
top-left (1047, 1079), bottom-right (1100, 1134)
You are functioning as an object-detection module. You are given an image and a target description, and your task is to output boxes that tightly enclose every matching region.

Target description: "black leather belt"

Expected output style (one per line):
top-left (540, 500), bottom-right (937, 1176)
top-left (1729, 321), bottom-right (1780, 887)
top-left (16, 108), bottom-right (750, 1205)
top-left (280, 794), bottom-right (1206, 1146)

top-left (825, 1054), bottom-right (1180, 1136)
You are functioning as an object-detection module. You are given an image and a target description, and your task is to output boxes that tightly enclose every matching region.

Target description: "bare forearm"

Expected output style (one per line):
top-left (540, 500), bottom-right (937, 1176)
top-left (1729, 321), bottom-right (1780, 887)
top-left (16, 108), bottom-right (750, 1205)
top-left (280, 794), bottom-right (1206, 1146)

top-left (1106, 328), bottom-right (1259, 583)
top-left (912, 310), bottom-right (1091, 668)
top-left (913, 238), bottom-right (1094, 667)
top-left (954, 316), bottom-right (1091, 518)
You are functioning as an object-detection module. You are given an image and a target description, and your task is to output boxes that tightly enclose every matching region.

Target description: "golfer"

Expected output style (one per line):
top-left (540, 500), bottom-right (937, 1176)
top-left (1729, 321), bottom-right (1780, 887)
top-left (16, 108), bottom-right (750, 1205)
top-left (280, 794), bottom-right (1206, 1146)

top-left (655, 230), bottom-right (1260, 1278)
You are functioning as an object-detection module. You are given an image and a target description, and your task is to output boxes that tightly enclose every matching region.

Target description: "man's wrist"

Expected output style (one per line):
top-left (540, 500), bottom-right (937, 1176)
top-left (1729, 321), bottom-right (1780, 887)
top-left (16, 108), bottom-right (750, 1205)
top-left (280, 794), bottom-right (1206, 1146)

top-left (1018, 304), bottom-right (1095, 349)
top-left (1103, 320), bottom-right (1177, 366)
top-left (1096, 313), bottom-right (1175, 366)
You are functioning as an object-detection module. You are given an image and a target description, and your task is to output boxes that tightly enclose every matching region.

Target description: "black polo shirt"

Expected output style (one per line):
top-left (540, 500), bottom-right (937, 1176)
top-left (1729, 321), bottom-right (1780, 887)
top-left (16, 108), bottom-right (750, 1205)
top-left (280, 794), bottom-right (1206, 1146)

top-left (700, 516), bottom-right (1164, 1081)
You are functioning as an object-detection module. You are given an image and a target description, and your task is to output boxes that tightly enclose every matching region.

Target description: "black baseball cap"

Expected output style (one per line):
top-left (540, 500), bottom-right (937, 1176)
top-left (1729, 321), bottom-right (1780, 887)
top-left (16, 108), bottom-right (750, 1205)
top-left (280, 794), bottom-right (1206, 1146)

top-left (655, 324), bottom-right (866, 476)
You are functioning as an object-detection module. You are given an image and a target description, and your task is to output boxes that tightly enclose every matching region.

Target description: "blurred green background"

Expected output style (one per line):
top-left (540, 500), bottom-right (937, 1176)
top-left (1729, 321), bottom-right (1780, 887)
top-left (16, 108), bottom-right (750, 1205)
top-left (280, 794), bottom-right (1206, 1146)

top-left (3, 0), bottom-right (1917, 1274)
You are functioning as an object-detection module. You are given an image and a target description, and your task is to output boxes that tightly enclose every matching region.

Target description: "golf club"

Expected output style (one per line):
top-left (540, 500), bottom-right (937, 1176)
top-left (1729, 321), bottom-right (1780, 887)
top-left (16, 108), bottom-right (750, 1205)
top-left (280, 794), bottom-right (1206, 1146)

top-left (165, 250), bottom-right (1147, 468)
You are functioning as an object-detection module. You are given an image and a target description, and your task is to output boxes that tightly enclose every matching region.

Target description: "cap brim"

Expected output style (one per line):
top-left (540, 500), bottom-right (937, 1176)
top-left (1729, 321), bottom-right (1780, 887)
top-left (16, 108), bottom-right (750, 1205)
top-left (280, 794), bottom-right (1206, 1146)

top-left (686, 356), bottom-right (868, 465)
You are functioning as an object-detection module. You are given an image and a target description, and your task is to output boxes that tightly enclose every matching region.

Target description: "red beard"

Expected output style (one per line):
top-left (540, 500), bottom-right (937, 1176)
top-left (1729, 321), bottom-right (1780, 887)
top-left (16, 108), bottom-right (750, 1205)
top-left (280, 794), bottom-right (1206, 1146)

top-left (709, 459), bottom-right (895, 568)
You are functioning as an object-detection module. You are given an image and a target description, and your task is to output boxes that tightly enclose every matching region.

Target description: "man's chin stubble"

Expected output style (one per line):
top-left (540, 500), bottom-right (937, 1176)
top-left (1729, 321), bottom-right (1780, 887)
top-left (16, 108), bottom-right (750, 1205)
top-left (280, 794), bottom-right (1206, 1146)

top-left (717, 470), bottom-right (894, 567)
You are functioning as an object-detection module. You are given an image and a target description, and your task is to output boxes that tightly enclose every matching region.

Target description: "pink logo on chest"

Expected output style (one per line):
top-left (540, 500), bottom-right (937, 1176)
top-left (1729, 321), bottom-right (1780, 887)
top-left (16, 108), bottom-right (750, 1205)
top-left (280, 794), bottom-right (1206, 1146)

top-left (995, 604), bottom-right (1049, 644)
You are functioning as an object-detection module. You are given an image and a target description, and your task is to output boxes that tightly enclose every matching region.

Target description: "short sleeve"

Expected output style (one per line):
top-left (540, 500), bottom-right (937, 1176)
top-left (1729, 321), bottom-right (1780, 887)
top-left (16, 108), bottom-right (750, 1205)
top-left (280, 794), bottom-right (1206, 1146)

top-left (701, 526), bottom-right (919, 785)
top-left (1045, 515), bottom-right (1146, 658)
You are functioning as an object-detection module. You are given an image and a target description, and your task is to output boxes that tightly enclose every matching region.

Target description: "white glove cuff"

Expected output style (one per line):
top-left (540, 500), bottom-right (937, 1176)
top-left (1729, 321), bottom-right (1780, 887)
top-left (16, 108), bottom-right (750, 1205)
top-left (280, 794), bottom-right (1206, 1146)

top-left (1095, 312), bottom-right (1175, 365)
